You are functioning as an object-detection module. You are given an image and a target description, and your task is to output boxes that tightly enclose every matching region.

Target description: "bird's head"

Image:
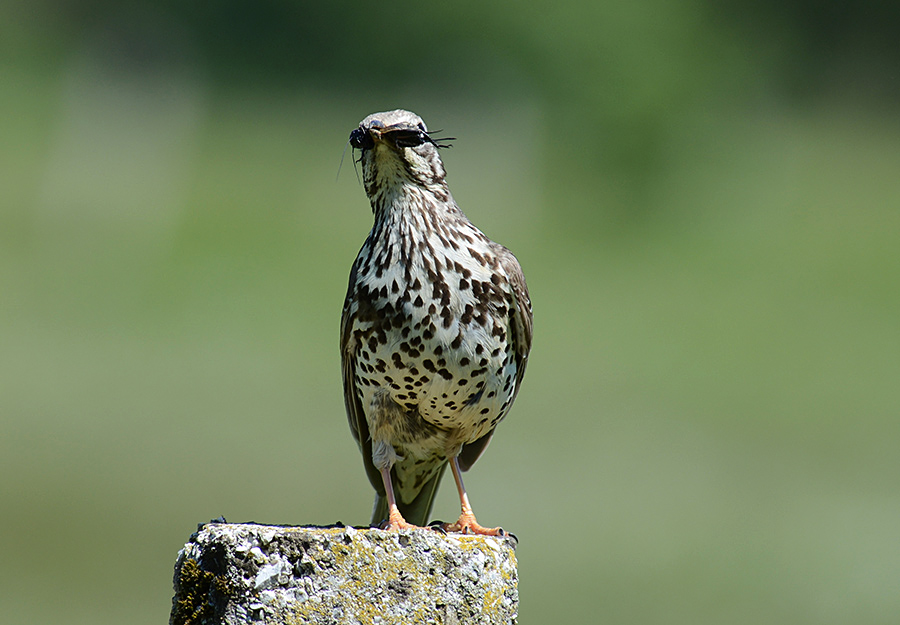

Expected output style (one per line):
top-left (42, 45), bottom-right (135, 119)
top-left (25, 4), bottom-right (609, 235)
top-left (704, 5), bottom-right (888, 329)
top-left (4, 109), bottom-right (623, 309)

top-left (349, 110), bottom-right (452, 196)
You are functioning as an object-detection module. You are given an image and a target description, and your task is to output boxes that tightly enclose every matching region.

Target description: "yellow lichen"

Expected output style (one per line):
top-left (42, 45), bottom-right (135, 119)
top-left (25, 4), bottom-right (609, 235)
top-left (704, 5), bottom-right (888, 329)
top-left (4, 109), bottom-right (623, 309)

top-left (171, 558), bottom-right (233, 625)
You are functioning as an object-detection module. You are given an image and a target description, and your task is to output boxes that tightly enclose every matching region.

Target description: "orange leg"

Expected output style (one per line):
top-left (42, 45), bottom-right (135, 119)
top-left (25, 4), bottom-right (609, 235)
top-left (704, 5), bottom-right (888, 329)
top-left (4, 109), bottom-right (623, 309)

top-left (441, 457), bottom-right (505, 536)
top-left (379, 466), bottom-right (419, 531)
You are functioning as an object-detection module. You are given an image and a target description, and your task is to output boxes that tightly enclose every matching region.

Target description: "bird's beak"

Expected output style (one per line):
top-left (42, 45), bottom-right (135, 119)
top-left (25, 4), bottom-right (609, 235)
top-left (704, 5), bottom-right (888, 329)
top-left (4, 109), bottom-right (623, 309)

top-left (367, 120), bottom-right (386, 144)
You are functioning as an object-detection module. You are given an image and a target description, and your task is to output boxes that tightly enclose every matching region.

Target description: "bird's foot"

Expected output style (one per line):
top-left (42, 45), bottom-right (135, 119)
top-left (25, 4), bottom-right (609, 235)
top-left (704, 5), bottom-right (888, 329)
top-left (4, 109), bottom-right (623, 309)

top-left (379, 519), bottom-right (423, 531)
top-left (377, 507), bottom-right (422, 531)
top-left (441, 512), bottom-right (506, 536)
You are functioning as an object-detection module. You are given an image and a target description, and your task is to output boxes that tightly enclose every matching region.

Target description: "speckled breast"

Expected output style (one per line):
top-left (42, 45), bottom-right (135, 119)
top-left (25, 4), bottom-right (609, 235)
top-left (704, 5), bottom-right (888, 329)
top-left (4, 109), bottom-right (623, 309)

top-left (349, 241), bottom-right (520, 450)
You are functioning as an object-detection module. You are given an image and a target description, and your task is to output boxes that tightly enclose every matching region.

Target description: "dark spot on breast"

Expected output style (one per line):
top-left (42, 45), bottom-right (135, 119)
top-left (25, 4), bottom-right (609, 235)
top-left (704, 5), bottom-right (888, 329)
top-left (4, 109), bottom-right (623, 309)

top-left (437, 368), bottom-right (453, 380)
top-left (465, 388), bottom-right (485, 406)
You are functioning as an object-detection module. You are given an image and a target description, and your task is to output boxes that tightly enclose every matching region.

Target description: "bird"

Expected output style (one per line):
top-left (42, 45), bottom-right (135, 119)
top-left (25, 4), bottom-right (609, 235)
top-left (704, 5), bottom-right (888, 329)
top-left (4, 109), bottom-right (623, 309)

top-left (340, 109), bottom-right (533, 535)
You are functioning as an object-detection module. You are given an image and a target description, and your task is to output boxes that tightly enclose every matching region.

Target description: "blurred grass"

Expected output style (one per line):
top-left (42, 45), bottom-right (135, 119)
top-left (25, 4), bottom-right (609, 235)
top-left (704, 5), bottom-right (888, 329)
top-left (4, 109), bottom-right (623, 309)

top-left (2, 59), bottom-right (899, 625)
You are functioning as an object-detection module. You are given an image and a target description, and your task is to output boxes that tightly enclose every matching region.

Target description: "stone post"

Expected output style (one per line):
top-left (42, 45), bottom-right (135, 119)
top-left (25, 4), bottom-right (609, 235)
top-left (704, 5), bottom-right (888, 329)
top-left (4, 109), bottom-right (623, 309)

top-left (170, 522), bottom-right (518, 624)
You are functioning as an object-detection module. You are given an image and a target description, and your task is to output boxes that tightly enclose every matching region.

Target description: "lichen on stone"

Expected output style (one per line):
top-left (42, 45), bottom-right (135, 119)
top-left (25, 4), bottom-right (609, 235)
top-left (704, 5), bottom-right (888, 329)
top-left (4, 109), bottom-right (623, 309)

top-left (171, 558), bottom-right (234, 625)
top-left (170, 523), bottom-right (517, 624)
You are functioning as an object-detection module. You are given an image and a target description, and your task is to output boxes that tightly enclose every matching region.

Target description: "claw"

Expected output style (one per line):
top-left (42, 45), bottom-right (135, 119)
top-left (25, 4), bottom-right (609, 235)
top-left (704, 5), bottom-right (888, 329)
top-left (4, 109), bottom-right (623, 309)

top-left (441, 512), bottom-right (506, 536)
top-left (427, 521), bottom-right (448, 535)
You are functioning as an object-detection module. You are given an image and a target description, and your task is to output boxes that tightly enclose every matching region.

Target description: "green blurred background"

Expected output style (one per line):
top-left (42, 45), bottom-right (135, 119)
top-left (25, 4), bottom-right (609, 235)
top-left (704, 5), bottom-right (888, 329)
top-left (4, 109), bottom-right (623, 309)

top-left (2, 1), bottom-right (899, 623)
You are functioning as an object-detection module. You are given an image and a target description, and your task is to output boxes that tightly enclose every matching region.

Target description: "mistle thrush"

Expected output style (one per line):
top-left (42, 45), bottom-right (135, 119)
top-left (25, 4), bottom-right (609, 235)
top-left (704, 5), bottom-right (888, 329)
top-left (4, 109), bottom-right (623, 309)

top-left (340, 110), bottom-right (533, 534)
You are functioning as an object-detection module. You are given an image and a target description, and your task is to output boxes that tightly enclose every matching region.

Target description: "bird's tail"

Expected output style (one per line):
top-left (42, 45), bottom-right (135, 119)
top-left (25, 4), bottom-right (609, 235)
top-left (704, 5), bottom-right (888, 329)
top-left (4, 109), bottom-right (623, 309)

top-left (370, 462), bottom-right (448, 527)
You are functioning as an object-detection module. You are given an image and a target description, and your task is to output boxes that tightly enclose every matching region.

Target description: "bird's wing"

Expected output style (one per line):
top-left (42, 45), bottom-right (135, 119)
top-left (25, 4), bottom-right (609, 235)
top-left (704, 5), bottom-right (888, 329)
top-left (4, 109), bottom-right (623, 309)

top-left (502, 248), bottom-right (534, 393)
top-left (459, 246), bottom-right (533, 472)
top-left (340, 257), bottom-right (385, 497)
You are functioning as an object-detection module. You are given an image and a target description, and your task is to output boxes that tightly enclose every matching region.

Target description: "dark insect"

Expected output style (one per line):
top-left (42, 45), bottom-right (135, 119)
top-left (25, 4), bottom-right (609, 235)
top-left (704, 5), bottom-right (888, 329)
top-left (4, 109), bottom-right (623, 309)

top-left (350, 126), bottom-right (454, 151)
top-left (349, 127), bottom-right (374, 150)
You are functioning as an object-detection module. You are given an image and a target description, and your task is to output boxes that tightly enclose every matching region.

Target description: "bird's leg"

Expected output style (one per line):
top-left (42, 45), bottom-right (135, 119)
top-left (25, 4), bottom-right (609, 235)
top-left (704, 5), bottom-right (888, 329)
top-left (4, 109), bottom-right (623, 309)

top-left (379, 466), bottom-right (418, 531)
top-left (442, 457), bottom-right (505, 536)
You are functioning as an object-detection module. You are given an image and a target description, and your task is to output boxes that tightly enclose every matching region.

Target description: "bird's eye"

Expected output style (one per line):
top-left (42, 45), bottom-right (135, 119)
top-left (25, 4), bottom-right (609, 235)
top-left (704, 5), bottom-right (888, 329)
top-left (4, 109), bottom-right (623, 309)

top-left (349, 128), bottom-right (373, 150)
top-left (391, 129), bottom-right (430, 148)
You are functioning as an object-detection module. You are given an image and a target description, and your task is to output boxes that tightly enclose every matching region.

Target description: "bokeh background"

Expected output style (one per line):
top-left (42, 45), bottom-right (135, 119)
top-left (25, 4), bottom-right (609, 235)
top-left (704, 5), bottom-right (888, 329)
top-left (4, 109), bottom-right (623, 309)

top-left (2, 1), bottom-right (899, 623)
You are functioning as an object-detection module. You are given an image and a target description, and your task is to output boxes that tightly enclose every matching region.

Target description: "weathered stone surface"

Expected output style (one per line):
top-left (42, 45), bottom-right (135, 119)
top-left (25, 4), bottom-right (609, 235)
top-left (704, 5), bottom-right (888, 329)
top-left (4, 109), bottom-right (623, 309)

top-left (171, 522), bottom-right (518, 625)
